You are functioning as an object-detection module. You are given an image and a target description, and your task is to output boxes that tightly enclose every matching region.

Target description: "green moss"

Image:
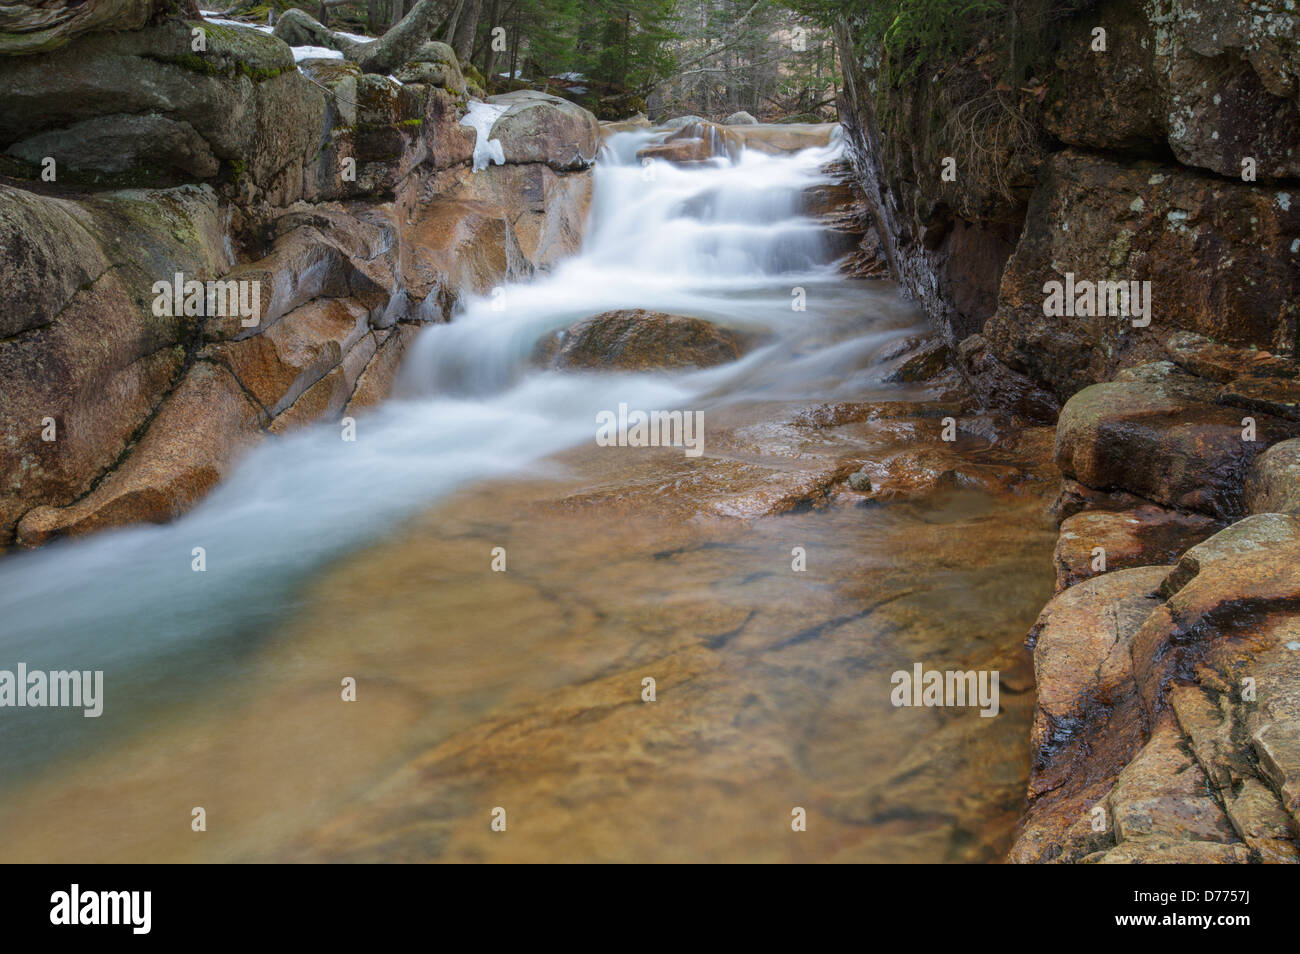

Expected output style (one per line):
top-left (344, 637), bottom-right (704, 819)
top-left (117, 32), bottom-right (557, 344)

top-left (301, 59), bottom-right (362, 85)
top-left (0, 28), bottom-right (70, 55)
top-left (398, 118), bottom-right (423, 127)
top-left (148, 20), bottom-right (293, 82)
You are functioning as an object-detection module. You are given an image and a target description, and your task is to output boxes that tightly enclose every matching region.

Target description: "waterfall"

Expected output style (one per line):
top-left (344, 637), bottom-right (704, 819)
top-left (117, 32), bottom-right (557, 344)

top-left (0, 126), bottom-right (924, 778)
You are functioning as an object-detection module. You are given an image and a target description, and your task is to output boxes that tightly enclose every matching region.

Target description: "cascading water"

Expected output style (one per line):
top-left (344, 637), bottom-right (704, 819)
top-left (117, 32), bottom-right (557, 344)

top-left (0, 125), bottom-right (926, 784)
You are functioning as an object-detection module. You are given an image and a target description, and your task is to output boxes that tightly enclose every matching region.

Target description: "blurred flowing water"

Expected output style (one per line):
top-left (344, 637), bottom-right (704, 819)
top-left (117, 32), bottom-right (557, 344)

top-left (0, 127), bottom-right (1056, 861)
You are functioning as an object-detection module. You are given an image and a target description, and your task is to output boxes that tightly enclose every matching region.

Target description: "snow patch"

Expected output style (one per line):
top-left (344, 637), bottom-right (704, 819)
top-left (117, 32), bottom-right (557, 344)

top-left (292, 45), bottom-right (344, 62)
top-left (201, 15), bottom-right (274, 34)
top-left (460, 100), bottom-right (509, 172)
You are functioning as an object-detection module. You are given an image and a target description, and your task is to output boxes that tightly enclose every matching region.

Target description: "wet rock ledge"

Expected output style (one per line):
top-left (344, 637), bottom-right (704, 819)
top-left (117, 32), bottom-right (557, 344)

top-left (832, 0), bottom-right (1300, 862)
top-left (0, 0), bottom-right (597, 547)
top-left (1013, 338), bottom-right (1300, 863)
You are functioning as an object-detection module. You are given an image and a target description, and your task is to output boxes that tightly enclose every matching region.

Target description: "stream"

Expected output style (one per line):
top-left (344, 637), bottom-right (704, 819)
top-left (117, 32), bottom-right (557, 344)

top-left (0, 126), bottom-right (1057, 862)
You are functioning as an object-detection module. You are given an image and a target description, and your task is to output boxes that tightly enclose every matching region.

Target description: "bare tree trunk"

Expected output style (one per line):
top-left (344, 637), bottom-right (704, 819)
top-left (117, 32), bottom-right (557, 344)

top-left (441, 0), bottom-right (465, 42)
top-left (367, 0), bottom-right (380, 34)
top-left (451, 0), bottom-right (481, 62)
top-left (479, 0), bottom-right (501, 81)
top-left (507, 4), bottom-right (520, 84)
top-left (275, 0), bottom-right (445, 73)
top-left (389, 0), bottom-right (405, 31)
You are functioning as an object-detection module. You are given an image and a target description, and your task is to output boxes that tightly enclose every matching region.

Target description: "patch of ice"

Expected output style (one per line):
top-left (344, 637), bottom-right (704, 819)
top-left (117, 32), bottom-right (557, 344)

top-left (460, 100), bottom-right (509, 172)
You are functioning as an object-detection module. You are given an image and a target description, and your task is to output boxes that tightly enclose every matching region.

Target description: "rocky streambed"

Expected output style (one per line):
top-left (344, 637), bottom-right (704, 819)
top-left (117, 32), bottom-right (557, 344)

top-left (4, 0), bottom-right (1298, 867)
top-left (0, 328), bottom-right (1063, 862)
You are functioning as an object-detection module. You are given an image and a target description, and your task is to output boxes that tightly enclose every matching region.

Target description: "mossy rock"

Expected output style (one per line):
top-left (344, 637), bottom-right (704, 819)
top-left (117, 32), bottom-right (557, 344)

top-left (152, 20), bottom-right (295, 81)
top-left (0, 19), bottom-right (322, 193)
top-left (0, 0), bottom-right (170, 56)
top-left (298, 57), bottom-right (362, 87)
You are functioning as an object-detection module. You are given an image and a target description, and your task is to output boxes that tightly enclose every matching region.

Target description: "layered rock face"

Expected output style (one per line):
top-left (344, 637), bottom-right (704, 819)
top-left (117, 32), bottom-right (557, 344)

top-left (837, 1), bottom-right (1300, 862)
top-left (1011, 337), bottom-right (1300, 862)
top-left (0, 8), bottom-right (597, 547)
top-left (836, 0), bottom-right (1300, 421)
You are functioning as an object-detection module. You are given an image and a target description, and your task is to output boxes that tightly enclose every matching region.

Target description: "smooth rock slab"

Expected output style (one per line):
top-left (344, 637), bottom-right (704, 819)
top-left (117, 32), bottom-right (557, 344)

top-left (1055, 366), bottom-right (1300, 520)
top-left (486, 90), bottom-right (599, 171)
top-left (15, 362), bottom-right (266, 546)
top-left (1247, 438), bottom-right (1300, 515)
top-left (1026, 566), bottom-right (1168, 796)
top-left (1053, 505), bottom-right (1220, 591)
top-left (1010, 565), bottom-right (1169, 863)
top-left (534, 309), bottom-right (748, 372)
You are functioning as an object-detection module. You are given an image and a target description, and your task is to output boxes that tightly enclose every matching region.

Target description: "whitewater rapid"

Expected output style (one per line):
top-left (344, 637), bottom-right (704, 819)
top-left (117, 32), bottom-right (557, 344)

top-left (0, 125), bottom-right (922, 775)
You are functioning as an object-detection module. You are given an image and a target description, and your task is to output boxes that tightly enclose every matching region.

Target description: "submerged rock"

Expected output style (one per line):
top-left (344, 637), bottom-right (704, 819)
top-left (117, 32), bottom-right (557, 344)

top-left (534, 309), bottom-right (749, 371)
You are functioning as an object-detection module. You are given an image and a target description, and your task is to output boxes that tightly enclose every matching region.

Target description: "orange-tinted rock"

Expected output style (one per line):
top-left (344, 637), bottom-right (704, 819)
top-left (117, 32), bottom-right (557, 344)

top-left (1022, 566), bottom-right (1166, 799)
top-left (267, 330), bottom-right (377, 435)
top-left (15, 363), bottom-right (266, 546)
top-left (1219, 375), bottom-right (1300, 424)
top-left (1010, 562), bottom-right (1264, 864)
top-left (1053, 505), bottom-right (1221, 592)
top-left (449, 161), bottom-right (593, 271)
top-left (1133, 514), bottom-right (1300, 717)
top-left (1166, 331), bottom-right (1297, 384)
top-left (204, 298), bottom-right (371, 417)
top-left (535, 309), bottom-right (748, 371)
top-left (1049, 477), bottom-right (1148, 524)
top-left (637, 133), bottom-right (723, 166)
top-left (345, 325), bottom-right (420, 414)
top-left (405, 198), bottom-right (526, 299)
top-left (204, 225), bottom-right (354, 342)
top-left (1080, 715), bottom-right (1249, 863)
top-left (1055, 364), bottom-right (1300, 520)
top-left (984, 151), bottom-right (1300, 404)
